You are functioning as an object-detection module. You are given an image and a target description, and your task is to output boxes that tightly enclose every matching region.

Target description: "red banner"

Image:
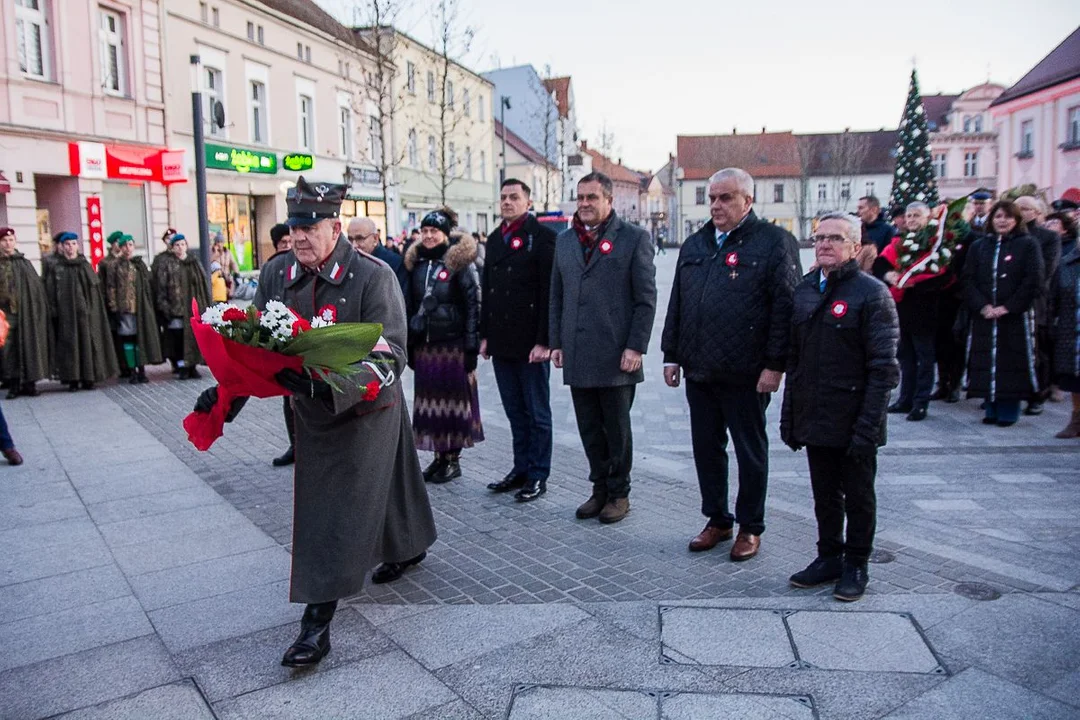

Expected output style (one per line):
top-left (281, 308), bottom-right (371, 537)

top-left (86, 197), bottom-right (104, 271)
top-left (69, 142), bottom-right (187, 185)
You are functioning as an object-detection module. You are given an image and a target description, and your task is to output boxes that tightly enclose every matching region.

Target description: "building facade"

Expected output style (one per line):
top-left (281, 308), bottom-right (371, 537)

top-left (494, 121), bottom-right (561, 212)
top-left (923, 84), bottom-right (1004, 200)
top-left (990, 26), bottom-right (1080, 201)
top-left (0, 0), bottom-right (181, 266)
top-left (800, 130), bottom-right (896, 237)
top-left (542, 75), bottom-right (578, 205)
top-left (581, 143), bottom-right (644, 223)
top-left (163, 0), bottom-right (384, 271)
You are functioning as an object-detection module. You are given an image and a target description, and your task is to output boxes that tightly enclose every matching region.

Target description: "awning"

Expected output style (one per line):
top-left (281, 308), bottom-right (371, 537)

top-left (0, 171), bottom-right (10, 194)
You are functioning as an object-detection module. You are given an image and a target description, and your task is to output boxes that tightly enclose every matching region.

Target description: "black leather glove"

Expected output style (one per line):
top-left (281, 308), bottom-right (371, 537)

top-left (192, 386), bottom-right (248, 422)
top-left (780, 427), bottom-right (802, 452)
top-left (275, 368), bottom-right (332, 400)
top-left (464, 351), bottom-right (478, 373)
top-left (847, 441), bottom-right (877, 459)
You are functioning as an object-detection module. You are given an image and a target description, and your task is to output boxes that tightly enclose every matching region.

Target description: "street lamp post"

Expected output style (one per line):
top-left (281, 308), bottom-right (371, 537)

top-left (499, 95), bottom-right (511, 186)
top-left (190, 54), bottom-right (211, 278)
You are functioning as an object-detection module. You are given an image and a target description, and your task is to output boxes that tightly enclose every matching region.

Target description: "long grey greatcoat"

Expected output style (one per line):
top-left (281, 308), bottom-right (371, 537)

top-left (255, 236), bottom-right (437, 604)
top-left (549, 213), bottom-right (657, 388)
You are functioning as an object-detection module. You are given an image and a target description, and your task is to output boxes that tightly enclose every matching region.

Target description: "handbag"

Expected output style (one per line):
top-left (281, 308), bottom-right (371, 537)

top-left (408, 262), bottom-right (440, 337)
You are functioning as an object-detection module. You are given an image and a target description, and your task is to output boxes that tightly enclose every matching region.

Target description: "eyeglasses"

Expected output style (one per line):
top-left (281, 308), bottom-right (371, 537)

top-left (348, 233), bottom-right (376, 242)
top-left (811, 234), bottom-right (851, 245)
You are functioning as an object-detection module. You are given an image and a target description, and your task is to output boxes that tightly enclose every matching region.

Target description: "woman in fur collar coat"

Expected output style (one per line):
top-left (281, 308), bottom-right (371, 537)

top-left (404, 208), bottom-right (484, 482)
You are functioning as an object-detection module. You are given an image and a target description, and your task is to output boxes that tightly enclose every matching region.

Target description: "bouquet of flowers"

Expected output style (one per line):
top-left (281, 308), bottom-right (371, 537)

top-left (882, 197), bottom-right (970, 301)
top-left (182, 299), bottom-right (387, 451)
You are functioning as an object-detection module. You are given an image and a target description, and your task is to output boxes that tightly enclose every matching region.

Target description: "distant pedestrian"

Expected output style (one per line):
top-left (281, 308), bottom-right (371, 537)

top-left (661, 167), bottom-right (797, 560)
top-left (153, 233), bottom-right (209, 380)
top-left (1048, 212), bottom-right (1080, 438)
top-left (550, 172), bottom-right (657, 525)
top-left (480, 178), bottom-right (557, 502)
top-left (963, 200), bottom-right (1044, 426)
top-left (856, 195), bottom-right (896, 253)
top-left (655, 234), bottom-right (666, 255)
top-left (101, 235), bottom-right (161, 385)
top-left (0, 227), bottom-right (49, 398)
top-left (781, 213), bottom-right (899, 602)
top-left (404, 207), bottom-right (484, 483)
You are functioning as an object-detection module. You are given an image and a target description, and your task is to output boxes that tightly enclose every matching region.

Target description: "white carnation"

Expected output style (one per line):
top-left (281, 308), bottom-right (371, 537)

top-left (311, 316), bottom-right (332, 329)
top-left (200, 303), bottom-right (231, 327)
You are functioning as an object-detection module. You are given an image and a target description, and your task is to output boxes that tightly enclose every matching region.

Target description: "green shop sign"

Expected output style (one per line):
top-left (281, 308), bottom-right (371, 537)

top-left (205, 144), bottom-right (277, 174)
top-left (282, 153), bottom-right (314, 172)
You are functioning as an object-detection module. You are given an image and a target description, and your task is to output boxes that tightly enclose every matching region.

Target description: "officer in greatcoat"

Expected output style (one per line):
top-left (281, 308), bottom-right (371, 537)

top-left (192, 178), bottom-right (436, 667)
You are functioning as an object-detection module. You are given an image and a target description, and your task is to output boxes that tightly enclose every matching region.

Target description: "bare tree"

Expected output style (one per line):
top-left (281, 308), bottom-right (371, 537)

top-left (533, 65), bottom-right (558, 211)
top-left (826, 130), bottom-right (870, 212)
top-left (794, 135), bottom-right (816, 240)
top-left (427, 0), bottom-right (474, 205)
top-left (597, 119), bottom-right (616, 160)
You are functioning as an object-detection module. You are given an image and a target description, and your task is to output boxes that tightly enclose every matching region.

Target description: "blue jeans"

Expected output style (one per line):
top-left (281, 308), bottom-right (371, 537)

top-left (0, 404), bottom-right (14, 451)
top-left (492, 358), bottom-right (552, 480)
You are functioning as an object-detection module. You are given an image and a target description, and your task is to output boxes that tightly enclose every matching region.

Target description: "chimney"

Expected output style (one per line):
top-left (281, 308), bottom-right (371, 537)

top-left (617, 157), bottom-right (622, 165)
top-left (581, 140), bottom-right (588, 150)
top-left (733, 126), bottom-right (737, 135)
top-left (762, 126), bottom-right (766, 134)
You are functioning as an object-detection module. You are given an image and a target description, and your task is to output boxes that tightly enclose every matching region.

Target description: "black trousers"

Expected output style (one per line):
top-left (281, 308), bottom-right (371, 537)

top-left (1033, 325), bottom-right (1052, 401)
top-left (282, 396), bottom-right (295, 450)
top-left (685, 380), bottom-right (769, 536)
top-left (805, 445), bottom-right (877, 561)
top-left (570, 385), bottom-right (636, 498)
top-left (935, 295), bottom-right (964, 394)
top-left (898, 330), bottom-right (935, 408)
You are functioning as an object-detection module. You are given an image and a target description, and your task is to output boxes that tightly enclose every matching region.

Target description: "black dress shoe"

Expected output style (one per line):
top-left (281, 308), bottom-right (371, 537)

top-left (515, 478), bottom-right (547, 502)
top-left (281, 601), bottom-right (337, 667)
top-left (488, 472), bottom-right (527, 493)
top-left (68, 382), bottom-right (79, 392)
top-left (887, 402), bottom-right (912, 414)
top-left (929, 387), bottom-right (948, 401)
top-left (945, 389), bottom-right (961, 403)
top-left (1024, 402), bottom-right (1044, 416)
top-left (371, 551), bottom-right (427, 584)
top-left (272, 447), bottom-right (295, 467)
top-left (906, 406), bottom-right (928, 422)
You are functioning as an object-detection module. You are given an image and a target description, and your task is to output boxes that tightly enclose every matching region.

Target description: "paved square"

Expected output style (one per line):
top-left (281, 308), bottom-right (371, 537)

top-left (507, 686), bottom-right (657, 719)
top-left (660, 607), bottom-right (796, 668)
top-left (661, 692), bottom-right (815, 720)
top-left (786, 611), bottom-right (941, 674)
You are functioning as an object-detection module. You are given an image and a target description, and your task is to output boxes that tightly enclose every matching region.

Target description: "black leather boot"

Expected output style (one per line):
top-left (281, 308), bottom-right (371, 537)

top-left (371, 551), bottom-right (427, 584)
top-left (281, 600), bottom-right (337, 667)
top-left (422, 454), bottom-right (447, 482)
top-left (272, 447), bottom-right (295, 467)
top-left (430, 452), bottom-right (461, 484)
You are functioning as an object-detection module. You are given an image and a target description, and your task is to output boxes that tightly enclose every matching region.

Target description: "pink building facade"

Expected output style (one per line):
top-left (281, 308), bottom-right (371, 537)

top-left (990, 27), bottom-right (1080, 201)
top-left (0, 0), bottom-right (181, 265)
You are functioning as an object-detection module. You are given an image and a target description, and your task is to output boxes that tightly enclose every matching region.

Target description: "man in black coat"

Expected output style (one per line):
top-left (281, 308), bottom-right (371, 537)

top-left (661, 167), bottom-right (799, 562)
top-left (480, 179), bottom-right (557, 502)
top-left (856, 195), bottom-right (897, 252)
top-left (781, 213), bottom-right (899, 602)
top-left (1016, 196), bottom-right (1060, 415)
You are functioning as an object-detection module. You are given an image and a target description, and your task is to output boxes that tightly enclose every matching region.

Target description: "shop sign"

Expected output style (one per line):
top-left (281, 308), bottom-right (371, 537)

top-left (206, 144), bottom-right (277, 174)
top-left (345, 165), bottom-right (381, 186)
top-left (282, 153), bottom-right (314, 172)
top-left (68, 142), bottom-right (187, 184)
top-left (86, 197), bottom-right (104, 271)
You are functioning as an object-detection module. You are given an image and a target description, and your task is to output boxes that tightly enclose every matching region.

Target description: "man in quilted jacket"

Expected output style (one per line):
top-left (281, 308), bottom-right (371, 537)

top-left (661, 168), bottom-right (799, 562)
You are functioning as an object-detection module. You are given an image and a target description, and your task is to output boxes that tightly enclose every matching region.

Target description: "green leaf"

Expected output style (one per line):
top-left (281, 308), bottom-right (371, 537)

top-left (280, 322), bottom-right (385, 370)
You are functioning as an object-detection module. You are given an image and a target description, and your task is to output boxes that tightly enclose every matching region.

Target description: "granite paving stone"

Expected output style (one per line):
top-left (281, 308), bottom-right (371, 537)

top-left (660, 607), bottom-right (796, 667)
top-left (882, 668), bottom-right (1077, 719)
top-left (507, 686), bottom-right (657, 719)
top-left (660, 691), bottom-right (815, 719)
top-left (51, 680), bottom-right (215, 720)
top-left (785, 610), bottom-right (941, 674)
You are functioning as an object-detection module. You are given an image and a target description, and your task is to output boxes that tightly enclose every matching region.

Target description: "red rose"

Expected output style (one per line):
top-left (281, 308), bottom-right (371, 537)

top-left (362, 381), bottom-right (381, 402)
top-left (945, 231), bottom-right (955, 241)
top-left (291, 318), bottom-right (312, 337)
top-left (222, 307), bottom-right (246, 323)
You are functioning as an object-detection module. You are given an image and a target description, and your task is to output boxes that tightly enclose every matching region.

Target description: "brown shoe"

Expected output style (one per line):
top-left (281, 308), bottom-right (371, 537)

top-left (2, 448), bottom-right (23, 466)
top-left (575, 488), bottom-right (608, 519)
top-left (1055, 410), bottom-right (1080, 439)
top-left (730, 531), bottom-right (760, 561)
top-left (688, 525), bottom-right (734, 552)
top-left (599, 497), bottom-right (630, 524)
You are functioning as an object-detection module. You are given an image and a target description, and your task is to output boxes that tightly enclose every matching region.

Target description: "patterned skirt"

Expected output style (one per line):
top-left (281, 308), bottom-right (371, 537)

top-left (412, 340), bottom-right (484, 452)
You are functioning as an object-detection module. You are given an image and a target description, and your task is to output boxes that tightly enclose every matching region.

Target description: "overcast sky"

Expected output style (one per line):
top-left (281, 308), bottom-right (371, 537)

top-left (319, 0), bottom-right (1080, 172)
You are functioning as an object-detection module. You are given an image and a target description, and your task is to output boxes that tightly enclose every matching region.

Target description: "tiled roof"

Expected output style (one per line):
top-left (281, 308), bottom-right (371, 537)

top-left (542, 77), bottom-right (571, 119)
top-left (257, 0), bottom-right (371, 51)
top-left (676, 132), bottom-right (801, 180)
top-left (920, 94), bottom-right (959, 132)
top-left (495, 120), bottom-right (556, 169)
top-left (992, 26), bottom-right (1080, 106)
top-left (582, 146), bottom-right (645, 186)
top-left (800, 130), bottom-right (897, 176)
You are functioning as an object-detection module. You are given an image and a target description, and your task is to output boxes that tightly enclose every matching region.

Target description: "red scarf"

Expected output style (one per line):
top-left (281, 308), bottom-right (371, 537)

top-left (573, 211), bottom-right (611, 263)
top-left (500, 215), bottom-right (527, 241)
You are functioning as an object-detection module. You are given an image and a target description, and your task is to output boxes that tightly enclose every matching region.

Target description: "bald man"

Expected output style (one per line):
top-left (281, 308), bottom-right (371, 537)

top-left (348, 217), bottom-right (407, 294)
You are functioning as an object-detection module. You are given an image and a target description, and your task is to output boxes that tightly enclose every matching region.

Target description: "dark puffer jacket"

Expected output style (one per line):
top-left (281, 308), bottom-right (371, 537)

top-left (404, 232), bottom-right (480, 352)
top-left (1052, 246), bottom-right (1080, 380)
top-left (963, 231), bottom-right (1044, 401)
top-left (661, 212), bottom-right (799, 386)
top-left (780, 260), bottom-right (900, 450)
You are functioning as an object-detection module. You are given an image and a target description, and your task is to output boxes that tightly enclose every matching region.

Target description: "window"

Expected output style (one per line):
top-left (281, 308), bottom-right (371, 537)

top-left (772, 183), bottom-right (783, 203)
top-left (973, 116), bottom-right (983, 132)
top-left (446, 80), bottom-right (454, 108)
top-left (298, 95), bottom-right (313, 150)
top-left (249, 81), bottom-right (267, 144)
top-left (211, 7), bottom-right (219, 26)
top-left (465, 146), bottom-right (472, 179)
top-left (427, 135), bottom-right (436, 170)
top-left (304, 46), bottom-right (311, 64)
top-left (1068, 107), bottom-right (1080, 146)
top-left (480, 149), bottom-right (486, 182)
top-left (463, 88), bottom-right (471, 117)
top-left (448, 141), bottom-right (456, 175)
top-left (478, 95), bottom-right (485, 122)
top-left (204, 67), bottom-right (224, 137)
top-left (695, 186), bottom-right (706, 205)
top-left (99, 8), bottom-right (126, 96)
top-left (15, 0), bottom-right (50, 79)
top-left (246, 21), bottom-right (254, 40)
top-left (297, 42), bottom-right (303, 60)
top-left (257, 25), bottom-right (264, 44)
top-left (817, 183), bottom-right (827, 201)
top-left (933, 153), bottom-right (947, 179)
top-left (369, 115), bottom-right (382, 163)
top-left (1020, 120), bottom-right (1034, 156)
top-left (407, 129), bottom-right (418, 167)
top-left (338, 105), bottom-right (352, 159)
top-left (406, 61), bottom-right (415, 94)
top-left (865, 181), bottom-right (875, 197)
top-left (200, 2), bottom-right (207, 22)
top-left (426, 71), bottom-right (435, 103)
top-left (963, 151), bottom-right (978, 178)
top-left (963, 116), bottom-right (972, 133)
top-left (840, 182), bottom-right (851, 200)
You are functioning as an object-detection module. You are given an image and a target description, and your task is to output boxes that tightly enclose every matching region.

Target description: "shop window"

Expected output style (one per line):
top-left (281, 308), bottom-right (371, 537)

top-left (298, 95), bottom-right (313, 150)
top-left (249, 81), bottom-right (267, 144)
top-left (207, 193), bottom-right (257, 271)
top-left (16, 0), bottom-right (51, 80)
top-left (98, 8), bottom-right (127, 96)
top-left (204, 67), bottom-right (224, 137)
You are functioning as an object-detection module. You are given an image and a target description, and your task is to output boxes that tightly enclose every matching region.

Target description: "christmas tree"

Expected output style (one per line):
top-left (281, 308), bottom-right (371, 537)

top-left (889, 69), bottom-right (939, 208)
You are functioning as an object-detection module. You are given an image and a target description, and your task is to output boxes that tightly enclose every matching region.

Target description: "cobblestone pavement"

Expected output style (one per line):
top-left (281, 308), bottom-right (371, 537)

top-left (106, 251), bottom-right (1080, 605)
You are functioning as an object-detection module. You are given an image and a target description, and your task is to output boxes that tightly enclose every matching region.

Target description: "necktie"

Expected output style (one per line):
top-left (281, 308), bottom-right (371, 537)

top-left (819, 276), bottom-right (827, 293)
top-left (717, 232), bottom-right (728, 249)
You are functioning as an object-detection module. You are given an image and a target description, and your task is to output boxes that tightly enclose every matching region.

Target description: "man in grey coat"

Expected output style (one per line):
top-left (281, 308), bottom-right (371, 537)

top-left (193, 178), bottom-right (436, 668)
top-left (550, 172), bottom-right (657, 524)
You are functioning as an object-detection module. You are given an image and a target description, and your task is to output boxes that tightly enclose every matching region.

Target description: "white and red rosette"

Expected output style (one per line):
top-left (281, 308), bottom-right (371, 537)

top-left (509, 237), bottom-right (523, 250)
top-left (598, 239), bottom-right (613, 255)
top-left (317, 304), bottom-right (337, 324)
top-left (726, 252), bottom-right (739, 267)
top-left (436, 268), bottom-right (450, 281)
top-left (830, 301), bottom-right (848, 318)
